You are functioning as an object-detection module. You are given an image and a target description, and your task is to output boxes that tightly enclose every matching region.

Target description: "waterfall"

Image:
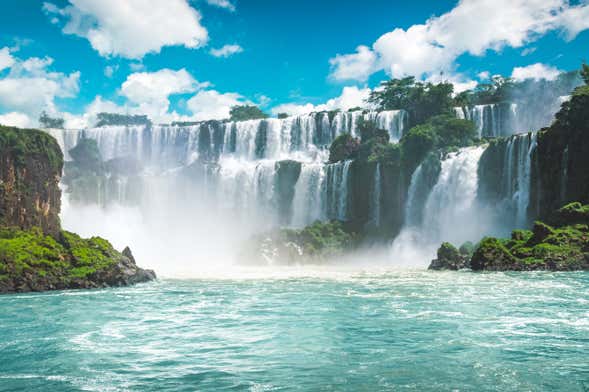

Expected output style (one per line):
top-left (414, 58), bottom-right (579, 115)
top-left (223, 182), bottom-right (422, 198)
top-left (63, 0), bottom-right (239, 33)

top-left (422, 146), bottom-right (485, 244)
top-left (560, 146), bottom-right (569, 204)
top-left (324, 160), bottom-right (352, 221)
top-left (498, 132), bottom-right (538, 228)
top-left (371, 163), bottom-right (381, 227)
top-left (291, 163), bottom-right (325, 227)
top-left (404, 163), bottom-right (424, 227)
top-left (390, 146), bottom-right (485, 265)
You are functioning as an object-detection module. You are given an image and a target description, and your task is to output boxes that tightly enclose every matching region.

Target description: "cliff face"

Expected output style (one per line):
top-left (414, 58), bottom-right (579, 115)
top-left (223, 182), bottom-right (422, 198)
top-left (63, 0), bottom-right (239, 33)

top-left (0, 126), bottom-right (155, 294)
top-left (0, 126), bottom-right (63, 237)
top-left (534, 87), bottom-right (589, 217)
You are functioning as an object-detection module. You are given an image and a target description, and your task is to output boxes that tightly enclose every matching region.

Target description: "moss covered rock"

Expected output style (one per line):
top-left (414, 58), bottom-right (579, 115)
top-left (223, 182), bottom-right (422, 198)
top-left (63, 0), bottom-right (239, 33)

top-left (429, 242), bottom-right (470, 270)
top-left (240, 220), bottom-right (358, 265)
top-left (467, 203), bottom-right (589, 271)
top-left (0, 227), bottom-right (155, 294)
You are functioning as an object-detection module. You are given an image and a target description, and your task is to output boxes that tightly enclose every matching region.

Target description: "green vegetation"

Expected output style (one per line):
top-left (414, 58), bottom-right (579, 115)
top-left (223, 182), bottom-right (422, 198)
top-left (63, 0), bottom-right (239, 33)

top-left (581, 62), bottom-right (589, 85)
top-left (0, 227), bottom-right (119, 282)
top-left (328, 133), bottom-right (360, 163)
top-left (286, 220), bottom-right (356, 258)
top-left (95, 113), bottom-right (151, 127)
top-left (468, 202), bottom-right (589, 271)
top-left (229, 105), bottom-right (269, 122)
top-left (0, 125), bottom-right (63, 172)
top-left (39, 111), bottom-right (65, 129)
top-left (368, 77), bottom-right (455, 127)
top-left (277, 113), bottom-right (289, 119)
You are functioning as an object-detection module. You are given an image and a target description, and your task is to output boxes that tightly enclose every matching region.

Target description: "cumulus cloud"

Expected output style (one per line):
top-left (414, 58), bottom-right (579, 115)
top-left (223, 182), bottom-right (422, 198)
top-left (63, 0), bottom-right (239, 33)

top-left (186, 90), bottom-right (244, 121)
top-left (511, 63), bottom-right (562, 81)
top-left (329, 0), bottom-right (589, 82)
top-left (206, 0), bottom-right (236, 12)
top-left (43, 0), bottom-right (208, 59)
top-left (329, 45), bottom-right (377, 83)
top-left (0, 112), bottom-right (34, 128)
top-left (0, 49), bottom-right (80, 119)
top-left (0, 47), bottom-right (15, 71)
top-left (271, 86), bottom-right (371, 116)
top-left (119, 68), bottom-right (210, 122)
top-left (210, 44), bottom-right (243, 58)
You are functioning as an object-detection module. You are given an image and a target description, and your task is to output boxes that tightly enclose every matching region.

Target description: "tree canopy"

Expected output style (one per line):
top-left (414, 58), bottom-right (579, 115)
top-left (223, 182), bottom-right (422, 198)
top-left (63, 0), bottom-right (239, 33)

top-left (368, 77), bottom-right (455, 127)
top-left (229, 105), bottom-right (269, 122)
top-left (39, 111), bottom-right (65, 129)
top-left (95, 113), bottom-right (151, 127)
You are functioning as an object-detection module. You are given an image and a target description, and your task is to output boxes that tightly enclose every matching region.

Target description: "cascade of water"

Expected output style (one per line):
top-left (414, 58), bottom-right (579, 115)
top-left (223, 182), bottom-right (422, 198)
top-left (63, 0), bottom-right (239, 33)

top-left (422, 146), bottom-right (486, 244)
top-left (371, 163), bottom-right (381, 227)
top-left (404, 163), bottom-right (424, 227)
top-left (514, 132), bottom-right (537, 227)
top-left (390, 147), bottom-right (485, 265)
top-left (498, 132), bottom-right (538, 228)
top-left (560, 145), bottom-right (569, 204)
top-left (291, 163), bottom-right (325, 227)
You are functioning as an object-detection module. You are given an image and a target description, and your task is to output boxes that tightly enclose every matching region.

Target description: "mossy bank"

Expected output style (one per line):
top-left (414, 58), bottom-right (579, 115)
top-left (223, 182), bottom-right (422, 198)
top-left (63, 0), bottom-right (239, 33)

top-left (0, 126), bottom-right (155, 294)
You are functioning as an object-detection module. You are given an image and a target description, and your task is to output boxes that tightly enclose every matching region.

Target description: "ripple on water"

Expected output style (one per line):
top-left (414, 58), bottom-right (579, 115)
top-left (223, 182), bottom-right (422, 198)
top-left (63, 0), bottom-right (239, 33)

top-left (0, 269), bottom-right (588, 391)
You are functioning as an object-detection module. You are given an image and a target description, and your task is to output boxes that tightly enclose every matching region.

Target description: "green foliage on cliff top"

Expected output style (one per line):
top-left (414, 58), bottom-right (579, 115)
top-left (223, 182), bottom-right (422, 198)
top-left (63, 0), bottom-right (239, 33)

top-left (0, 126), bottom-right (63, 172)
top-left (328, 133), bottom-right (360, 163)
top-left (95, 113), bottom-right (151, 127)
top-left (229, 105), bottom-right (268, 122)
top-left (368, 76), bottom-right (455, 127)
top-left (0, 227), bottom-right (120, 282)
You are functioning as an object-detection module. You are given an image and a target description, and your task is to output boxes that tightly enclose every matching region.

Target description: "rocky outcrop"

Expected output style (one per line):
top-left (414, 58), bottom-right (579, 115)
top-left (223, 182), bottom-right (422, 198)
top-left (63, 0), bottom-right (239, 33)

top-left (0, 126), bottom-right (63, 236)
top-left (429, 242), bottom-right (470, 270)
top-left (0, 228), bottom-right (155, 294)
top-left (0, 127), bottom-right (155, 294)
top-left (240, 220), bottom-right (357, 265)
top-left (465, 203), bottom-right (589, 271)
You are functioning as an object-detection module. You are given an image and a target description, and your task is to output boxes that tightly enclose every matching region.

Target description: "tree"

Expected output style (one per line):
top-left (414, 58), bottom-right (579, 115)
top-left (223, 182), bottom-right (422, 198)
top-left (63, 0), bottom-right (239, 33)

top-left (356, 118), bottom-right (389, 144)
top-left (39, 111), bottom-right (65, 129)
top-left (581, 62), bottom-right (589, 85)
top-left (95, 113), bottom-right (151, 127)
top-left (368, 77), bottom-right (455, 127)
top-left (328, 134), bottom-right (360, 163)
top-left (229, 105), bottom-right (269, 122)
top-left (277, 113), bottom-right (289, 119)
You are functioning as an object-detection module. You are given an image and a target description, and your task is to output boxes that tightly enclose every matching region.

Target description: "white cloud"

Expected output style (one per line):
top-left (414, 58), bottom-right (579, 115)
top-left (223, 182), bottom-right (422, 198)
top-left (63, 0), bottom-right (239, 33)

top-left (477, 71), bottom-right (490, 80)
top-left (0, 112), bottom-right (34, 128)
top-left (206, 0), bottom-right (236, 12)
top-left (104, 65), bottom-right (117, 78)
top-left (186, 90), bottom-right (244, 121)
top-left (0, 52), bottom-right (79, 118)
top-left (329, 46), bottom-right (377, 83)
top-left (511, 63), bottom-right (562, 81)
top-left (210, 44), bottom-right (243, 58)
top-left (329, 0), bottom-right (589, 82)
top-left (43, 0), bottom-right (208, 59)
top-left (119, 68), bottom-right (208, 123)
top-left (271, 86), bottom-right (371, 116)
top-left (0, 47), bottom-right (15, 71)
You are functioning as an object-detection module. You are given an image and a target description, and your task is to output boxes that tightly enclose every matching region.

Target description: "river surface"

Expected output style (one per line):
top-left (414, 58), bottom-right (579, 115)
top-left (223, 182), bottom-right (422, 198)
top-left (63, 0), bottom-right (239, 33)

top-left (1, 269), bottom-right (588, 391)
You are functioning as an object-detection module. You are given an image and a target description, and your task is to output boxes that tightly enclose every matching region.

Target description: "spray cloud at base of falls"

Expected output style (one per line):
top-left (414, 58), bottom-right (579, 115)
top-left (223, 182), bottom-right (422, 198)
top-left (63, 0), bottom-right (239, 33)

top-left (51, 110), bottom-right (406, 274)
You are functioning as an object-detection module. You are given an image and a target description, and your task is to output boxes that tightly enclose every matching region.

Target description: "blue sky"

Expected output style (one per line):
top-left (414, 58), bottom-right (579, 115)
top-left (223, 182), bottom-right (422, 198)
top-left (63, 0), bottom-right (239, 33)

top-left (0, 0), bottom-right (588, 128)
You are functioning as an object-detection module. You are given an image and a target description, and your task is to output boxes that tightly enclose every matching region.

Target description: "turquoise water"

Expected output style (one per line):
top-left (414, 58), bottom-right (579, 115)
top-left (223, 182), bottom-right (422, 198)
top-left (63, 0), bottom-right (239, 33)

top-left (1, 269), bottom-right (588, 391)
